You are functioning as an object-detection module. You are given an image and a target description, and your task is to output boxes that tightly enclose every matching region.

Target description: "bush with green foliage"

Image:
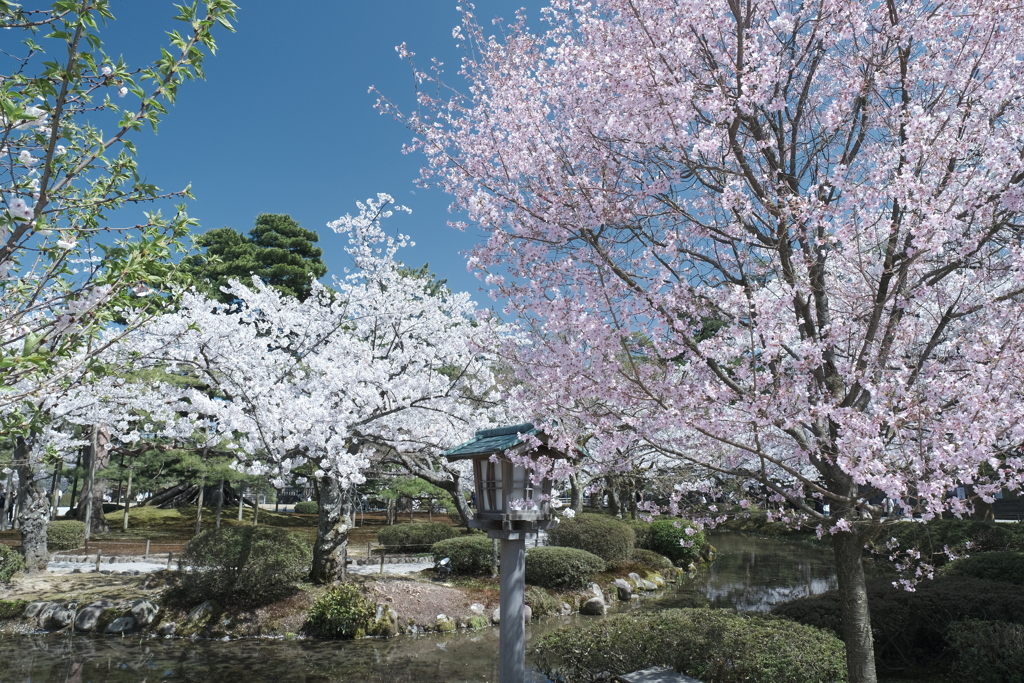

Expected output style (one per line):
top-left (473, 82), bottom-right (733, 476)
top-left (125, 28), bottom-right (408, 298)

top-left (46, 520), bottom-right (86, 551)
top-left (431, 535), bottom-right (492, 575)
top-left (773, 576), bottom-right (1024, 672)
top-left (630, 548), bottom-right (673, 569)
top-left (377, 522), bottom-right (460, 553)
top-left (870, 519), bottom-right (1024, 567)
top-left (526, 586), bottom-right (562, 619)
top-left (948, 619), bottom-right (1024, 683)
top-left (532, 608), bottom-right (847, 683)
top-left (548, 513), bottom-right (636, 562)
top-left (938, 550), bottom-right (1024, 585)
top-left (0, 546), bottom-right (25, 583)
top-left (293, 501), bottom-right (319, 515)
top-left (178, 527), bottom-right (312, 608)
top-left (646, 519), bottom-right (706, 566)
top-left (305, 583), bottom-right (376, 639)
top-left (627, 518), bottom-right (652, 550)
top-left (525, 546), bottom-right (606, 590)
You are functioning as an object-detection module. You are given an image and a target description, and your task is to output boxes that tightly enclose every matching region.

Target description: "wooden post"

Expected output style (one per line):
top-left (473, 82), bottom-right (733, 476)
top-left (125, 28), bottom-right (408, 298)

top-left (237, 482), bottom-right (245, 521)
top-left (95, 550), bottom-right (102, 573)
top-left (166, 552), bottom-right (173, 570)
top-left (499, 535), bottom-right (527, 683)
top-left (252, 490), bottom-right (259, 526)
top-left (379, 549), bottom-right (385, 575)
top-left (144, 540), bottom-right (150, 559)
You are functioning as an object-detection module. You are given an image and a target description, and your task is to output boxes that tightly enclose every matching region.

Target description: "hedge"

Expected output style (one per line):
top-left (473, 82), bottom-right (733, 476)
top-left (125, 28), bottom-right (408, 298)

top-left (938, 550), bottom-right (1024, 585)
top-left (773, 576), bottom-right (1024, 672)
top-left (0, 545), bottom-right (25, 583)
top-left (293, 501), bottom-right (319, 515)
top-left (178, 526), bottom-right (312, 608)
top-left (532, 608), bottom-right (847, 683)
top-left (646, 519), bottom-right (706, 566)
top-left (548, 513), bottom-right (635, 562)
top-left (376, 522), bottom-right (460, 553)
top-left (525, 546), bottom-right (606, 590)
top-left (948, 619), bottom-right (1024, 683)
top-left (431, 535), bottom-right (492, 575)
top-left (46, 520), bottom-right (85, 551)
top-left (869, 519), bottom-right (1024, 567)
top-left (630, 548), bottom-right (673, 569)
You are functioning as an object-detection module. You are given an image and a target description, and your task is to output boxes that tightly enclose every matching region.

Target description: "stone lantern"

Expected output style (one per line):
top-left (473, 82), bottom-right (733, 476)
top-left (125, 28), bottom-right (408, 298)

top-left (444, 423), bottom-right (564, 683)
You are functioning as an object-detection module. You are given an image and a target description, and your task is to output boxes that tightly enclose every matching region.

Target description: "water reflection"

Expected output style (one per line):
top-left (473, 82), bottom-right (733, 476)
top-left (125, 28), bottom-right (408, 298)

top-left (0, 533), bottom-right (836, 682)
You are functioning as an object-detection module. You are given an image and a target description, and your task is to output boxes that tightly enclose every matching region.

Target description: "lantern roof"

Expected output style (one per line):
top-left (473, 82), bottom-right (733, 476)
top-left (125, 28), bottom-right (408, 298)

top-left (443, 422), bottom-right (541, 460)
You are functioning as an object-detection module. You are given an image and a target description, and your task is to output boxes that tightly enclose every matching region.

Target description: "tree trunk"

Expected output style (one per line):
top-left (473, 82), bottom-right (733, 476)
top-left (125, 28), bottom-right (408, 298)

top-left (833, 528), bottom-right (878, 683)
top-left (215, 479), bottom-right (224, 529)
top-left (237, 481), bottom-right (245, 521)
top-left (1, 469), bottom-right (13, 532)
top-left (608, 485), bottom-right (622, 518)
top-left (15, 439), bottom-right (49, 574)
top-left (310, 475), bottom-right (352, 584)
top-left (78, 425), bottom-right (111, 535)
top-left (67, 448), bottom-right (82, 515)
top-left (122, 465), bottom-right (133, 532)
top-left (569, 472), bottom-right (584, 514)
top-left (194, 485), bottom-right (204, 534)
top-left (48, 459), bottom-right (62, 519)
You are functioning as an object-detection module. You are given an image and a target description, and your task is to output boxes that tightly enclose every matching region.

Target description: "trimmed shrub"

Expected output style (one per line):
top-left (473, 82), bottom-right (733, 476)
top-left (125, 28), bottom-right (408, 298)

top-left (525, 546), bottom-right (606, 590)
top-left (939, 550), bottom-right (1024, 585)
top-left (870, 519), bottom-right (1024, 567)
top-left (46, 520), bottom-right (86, 551)
top-left (526, 586), bottom-right (561, 619)
top-left (0, 545), bottom-right (24, 583)
top-left (431, 535), bottom-right (492, 575)
top-left (305, 583), bottom-right (375, 639)
top-left (178, 526), bottom-right (312, 608)
top-left (773, 576), bottom-right (1024, 672)
top-left (548, 513), bottom-right (635, 562)
top-left (376, 522), bottom-right (460, 553)
top-left (627, 518), bottom-right (652, 550)
top-left (647, 519), bottom-right (706, 566)
top-left (532, 608), bottom-right (847, 683)
top-left (948, 619), bottom-right (1024, 683)
top-left (630, 548), bottom-right (673, 569)
top-left (293, 501), bottom-right (319, 515)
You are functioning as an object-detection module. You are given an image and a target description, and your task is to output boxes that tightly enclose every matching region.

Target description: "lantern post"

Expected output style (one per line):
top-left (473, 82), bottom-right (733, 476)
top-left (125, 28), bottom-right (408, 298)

top-left (444, 423), bottom-right (563, 683)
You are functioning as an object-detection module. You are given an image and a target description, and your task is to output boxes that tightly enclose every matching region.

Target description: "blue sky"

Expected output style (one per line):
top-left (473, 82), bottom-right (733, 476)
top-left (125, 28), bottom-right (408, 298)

top-left (98, 1), bottom-right (544, 299)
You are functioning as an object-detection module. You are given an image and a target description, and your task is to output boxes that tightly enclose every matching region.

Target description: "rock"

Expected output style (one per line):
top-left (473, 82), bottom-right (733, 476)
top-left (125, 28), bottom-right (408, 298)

top-left (580, 596), bottom-right (606, 616)
top-left (559, 602), bottom-right (573, 616)
top-left (491, 607), bottom-right (501, 625)
top-left (43, 605), bottom-right (75, 630)
top-left (640, 578), bottom-right (659, 591)
top-left (686, 562), bottom-right (697, 572)
top-left (105, 617), bottom-right (137, 634)
top-left (467, 615), bottom-right (489, 630)
top-left (613, 578), bottom-right (633, 601)
top-left (186, 600), bottom-right (219, 624)
top-left (647, 572), bottom-right (665, 588)
top-left (523, 604), bottom-right (532, 623)
top-left (588, 582), bottom-right (604, 599)
top-left (469, 602), bottom-right (486, 615)
top-left (436, 614), bottom-right (457, 632)
top-left (130, 599), bottom-right (159, 626)
top-left (157, 622), bottom-right (177, 636)
top-left (24, 602), bottom-right (47, 619)
top-left (74, 601), bottom-right (115, 633)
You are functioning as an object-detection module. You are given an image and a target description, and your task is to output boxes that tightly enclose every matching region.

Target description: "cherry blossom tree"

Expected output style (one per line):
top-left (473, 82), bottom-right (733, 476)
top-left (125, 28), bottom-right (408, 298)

top-left (390, 1), bottom-right (1024, 679)
top-left (0, 0), bottom-right (237, 435)
top-left (122, 195), bottom-right (507, 582)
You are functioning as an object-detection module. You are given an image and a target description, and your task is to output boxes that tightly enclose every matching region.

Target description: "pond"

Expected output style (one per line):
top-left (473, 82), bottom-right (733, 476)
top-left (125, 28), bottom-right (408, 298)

top-left (0, 534), bottom-right (836, 683)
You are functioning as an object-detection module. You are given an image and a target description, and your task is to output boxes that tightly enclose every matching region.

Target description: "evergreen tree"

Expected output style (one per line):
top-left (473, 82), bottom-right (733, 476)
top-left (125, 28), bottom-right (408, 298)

top-left (183, 214), bottom-right (327, 302)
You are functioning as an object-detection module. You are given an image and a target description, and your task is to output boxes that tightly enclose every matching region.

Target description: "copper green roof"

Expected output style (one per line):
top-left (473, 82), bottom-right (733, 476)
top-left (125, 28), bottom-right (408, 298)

top-left (443, 423), bottom-right (539, 459)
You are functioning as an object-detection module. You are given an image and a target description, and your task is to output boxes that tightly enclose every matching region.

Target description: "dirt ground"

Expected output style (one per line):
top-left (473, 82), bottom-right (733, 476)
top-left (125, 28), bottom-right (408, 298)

top-left (359, 573), bottom-right (500, 625)
top-left (0, 570), bottom-right (168, 604)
